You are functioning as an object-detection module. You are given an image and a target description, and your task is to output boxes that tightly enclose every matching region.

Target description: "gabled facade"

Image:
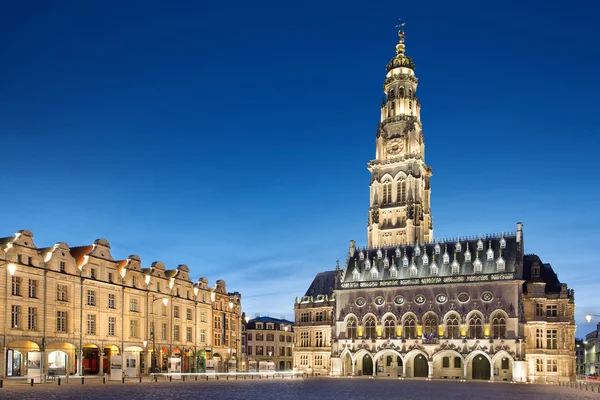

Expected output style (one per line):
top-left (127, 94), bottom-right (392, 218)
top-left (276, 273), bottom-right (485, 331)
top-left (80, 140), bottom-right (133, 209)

top-left (0, 229), bottom-right (241, 378)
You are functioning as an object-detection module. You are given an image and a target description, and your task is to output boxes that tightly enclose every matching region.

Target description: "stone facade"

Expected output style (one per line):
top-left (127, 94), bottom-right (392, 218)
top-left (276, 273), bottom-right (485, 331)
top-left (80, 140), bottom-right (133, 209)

top-left (293, 271), bottom-right (336, 376)
top-left (243, 316), bottom-right (293, 371)
top-left (295, 28), bottom-right (576, 383)
top-left (0, 229), bottom-right (241, 378)
top-left (367, 29), bottom-right (432, 248)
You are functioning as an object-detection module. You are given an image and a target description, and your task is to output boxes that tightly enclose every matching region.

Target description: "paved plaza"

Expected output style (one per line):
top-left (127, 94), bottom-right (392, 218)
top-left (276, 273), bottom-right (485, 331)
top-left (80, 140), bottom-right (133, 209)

top-left (0, 378), bottom-right (598, 400)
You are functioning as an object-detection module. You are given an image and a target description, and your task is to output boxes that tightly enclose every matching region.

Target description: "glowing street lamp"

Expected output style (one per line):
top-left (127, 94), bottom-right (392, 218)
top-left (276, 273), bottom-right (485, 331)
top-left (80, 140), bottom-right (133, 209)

top-left (585, 314), bottom-right (600, 323)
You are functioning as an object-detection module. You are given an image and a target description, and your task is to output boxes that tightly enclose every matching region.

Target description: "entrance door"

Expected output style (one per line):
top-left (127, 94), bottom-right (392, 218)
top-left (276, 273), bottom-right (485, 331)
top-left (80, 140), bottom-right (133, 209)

top-left (362, 354), bottom-right (373, 376)
top-left (472, 355), bottom-right (490, 380)
top-left (414, 354), bottom-right (428, 377)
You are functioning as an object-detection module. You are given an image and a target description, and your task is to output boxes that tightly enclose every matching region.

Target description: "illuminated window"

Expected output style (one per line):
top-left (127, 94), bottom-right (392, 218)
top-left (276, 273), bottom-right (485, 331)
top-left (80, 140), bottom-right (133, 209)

top-left (445, 314), bottom-right (460, 339)
top-left (346, 317), bottom-right (357, 339)
top-left (403, 316), bottom-right (416, 339)
top-left (364, 316), bottom-right (377, 339)
top-left (468, 314), bottom-right (482, 339)
top-left (383, 316), bottom-right (395, 339)
top-left (491, 312), bottom-right (506, 338)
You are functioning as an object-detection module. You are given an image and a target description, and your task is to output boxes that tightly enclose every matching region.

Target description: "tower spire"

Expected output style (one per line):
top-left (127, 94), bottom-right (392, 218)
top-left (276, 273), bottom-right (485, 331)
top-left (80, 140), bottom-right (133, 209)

top-left (367, 22), bottom-right (432, 248)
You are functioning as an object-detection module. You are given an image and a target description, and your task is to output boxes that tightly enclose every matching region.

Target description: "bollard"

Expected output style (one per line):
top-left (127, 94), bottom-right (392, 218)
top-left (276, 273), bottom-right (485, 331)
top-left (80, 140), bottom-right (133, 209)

top-left (31, 379), bottom-right (34, 386)
top-left (216, 376), bottom-right (219, 381)
top-left (58, 378), bottom-right (61, 386)
top-left (169, 376), bottom-right (172, 382)
top-left (206, 375), bottom-right (209, 381)
top-left (182, 376), bottom-right (185, 382)
top-left (103, 376), bottom-right (106, 384)
top-left (82, 377), bottom-right (85, 385)
top-left (226, 375), bottom-right (229, 380)
top-left (0, 379), bottom-right (3, 388)
top-left (195, 376), bottom-right (198, 382)
top-left (139, 376), bottom-right (142, 383)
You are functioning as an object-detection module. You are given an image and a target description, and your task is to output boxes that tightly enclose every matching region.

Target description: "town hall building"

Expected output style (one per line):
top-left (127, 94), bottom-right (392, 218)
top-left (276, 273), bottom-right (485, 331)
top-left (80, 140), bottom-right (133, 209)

top-left (294, 27), bottom-right (576, 383)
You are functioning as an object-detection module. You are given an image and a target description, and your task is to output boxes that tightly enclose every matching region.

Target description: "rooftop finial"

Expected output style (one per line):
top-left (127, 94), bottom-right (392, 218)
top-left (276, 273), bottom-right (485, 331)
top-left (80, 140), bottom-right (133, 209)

top-left (395, 19), bottom-right (406, 44)
top-left (395, 19), bottom-right (407, 55)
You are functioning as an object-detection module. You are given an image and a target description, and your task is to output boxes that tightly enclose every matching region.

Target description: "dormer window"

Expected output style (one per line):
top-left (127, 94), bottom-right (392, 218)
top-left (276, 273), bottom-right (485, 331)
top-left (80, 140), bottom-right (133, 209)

top-left (409, 266), bottom-right (418, 277)
top-left (402, 255), bottom-right (408, 267)
top-left (464, 247), bottom-right (472, 262)
top-left (442, 252), bottom-right (450, 265)
top-left (500, 237), bottom-right (506, 249)
top-left (430, 262), bottom-right (439, 276)
top-left (90, 268), bottom-right (96, 280)
top-left (434, 243), bottom-right (441, 254)
top-left (477, 239), bottom-right (483, 251)
top-left (451, 259), bottom-right (460, 274)
top-left (371, 269), bottom-right (379, 279)
top-left (414, 245), bottom-right (421, 257)
top-left (395, 247), bottom-right (401, 258)
top-left (474, 257), bottom-right (482, 273)
top-left (455, 241), bottom-right (461, 252)
top-left (365, 258), bottom-right (371, 270)
top-left (256, 323), bottom-right (263, 329)
top-left (390, 267), bottom-right (398, 278)
top-left (383, 256), bottom-right (389, 268)
top-left (422, 252), bottom-right (429, 266)
top-left (352, 269), bottom-right (360, 280)
top-left (487, 247), bottom-right (494, 261)
top-left (496, 256), bottom-right (505, 272)
top-left (377, 249), bottom-right (382, 259)
top-left (359, 250), bottom-right (364, 261)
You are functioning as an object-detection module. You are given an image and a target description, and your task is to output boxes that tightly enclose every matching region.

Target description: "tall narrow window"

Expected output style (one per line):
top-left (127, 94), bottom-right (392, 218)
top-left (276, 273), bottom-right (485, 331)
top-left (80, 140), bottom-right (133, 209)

top-left (446, 314), bottom-right (460, 339)
top-left (87, 314), bottom-right (96, 335)
top-left (108, 293), bottom-right (116, 309)
top-left (468, 314), bottom-right (483, 339)
top-left (28, 279), bottom-right (38, 298)
top-left (108, 317), bottom-right (116, 336)
top-left (173, 325), bottom-right (180, 341)
top-left (59, 261), bottom-right (66, 273)
top-left (404, 316), bottom-right (416, 339)
top-left (382, 181), bottom-right (392, 205)
top-left (346, 317), bottom-right (357, 339)
top-left (397, 180), bottom-right (406, 203)
top-left (423, 314), bottom-right (438, 342)
top-left (11, 277), bottom-right (22, 296)
top-left (491, 312), bottom-right (506, 338)
top-left (87, 290), bottom-right (96, 306)
top-left (28, 307), bottom-right (37, 330)
top-left (57, 285), bottom-right (68, 302)
top-left (535, 328), bottom-right (544, 349)
top-left (130, 319), bottom-right (139, 338)
top-left (383, 316), bottom-right (396, 339)
top-left (364, 316), bottom-right (377, 339)
top-left (56, 311), bottom-right (67, 332)
top-left (546, 329), bottom-right (558, 349)
top-left (11, 305), bottom-right (21, 328)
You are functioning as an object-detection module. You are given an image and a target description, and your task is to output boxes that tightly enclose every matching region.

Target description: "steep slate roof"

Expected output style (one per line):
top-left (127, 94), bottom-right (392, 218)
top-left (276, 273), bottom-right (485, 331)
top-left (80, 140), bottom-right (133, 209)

top-left (342, 235), bottom-right (517, 283)
top-left (247, 316), bottom-right (294, 330)
top-left (304, 271), bottom-right (336, 297)
top-left (523, 254), bottom-right (562, 293)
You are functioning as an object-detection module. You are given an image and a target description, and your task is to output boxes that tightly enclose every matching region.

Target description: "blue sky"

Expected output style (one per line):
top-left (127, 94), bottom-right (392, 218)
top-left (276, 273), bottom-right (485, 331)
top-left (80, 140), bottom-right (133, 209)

top-left (1, 1), bottom-right (598, 333)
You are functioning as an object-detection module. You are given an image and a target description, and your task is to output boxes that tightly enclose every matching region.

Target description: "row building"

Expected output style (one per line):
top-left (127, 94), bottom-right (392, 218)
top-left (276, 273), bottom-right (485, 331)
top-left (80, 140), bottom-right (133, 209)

top-left (294, 27), bottom-right (576, 383)
top-left (0, 230), bottom-right (242, 379)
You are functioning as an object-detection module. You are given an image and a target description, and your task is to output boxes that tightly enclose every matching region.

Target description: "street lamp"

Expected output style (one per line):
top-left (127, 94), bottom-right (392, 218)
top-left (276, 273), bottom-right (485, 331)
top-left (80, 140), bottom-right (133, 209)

top-left (151, 296), bottom-right (169, 373)
top-left (585, 314), bottom-right (600, 323)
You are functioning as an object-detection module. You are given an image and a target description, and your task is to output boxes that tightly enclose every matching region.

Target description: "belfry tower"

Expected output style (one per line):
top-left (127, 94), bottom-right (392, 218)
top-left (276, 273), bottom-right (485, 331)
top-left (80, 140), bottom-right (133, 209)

top-left (367, 25), bottom-right (433, 248)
